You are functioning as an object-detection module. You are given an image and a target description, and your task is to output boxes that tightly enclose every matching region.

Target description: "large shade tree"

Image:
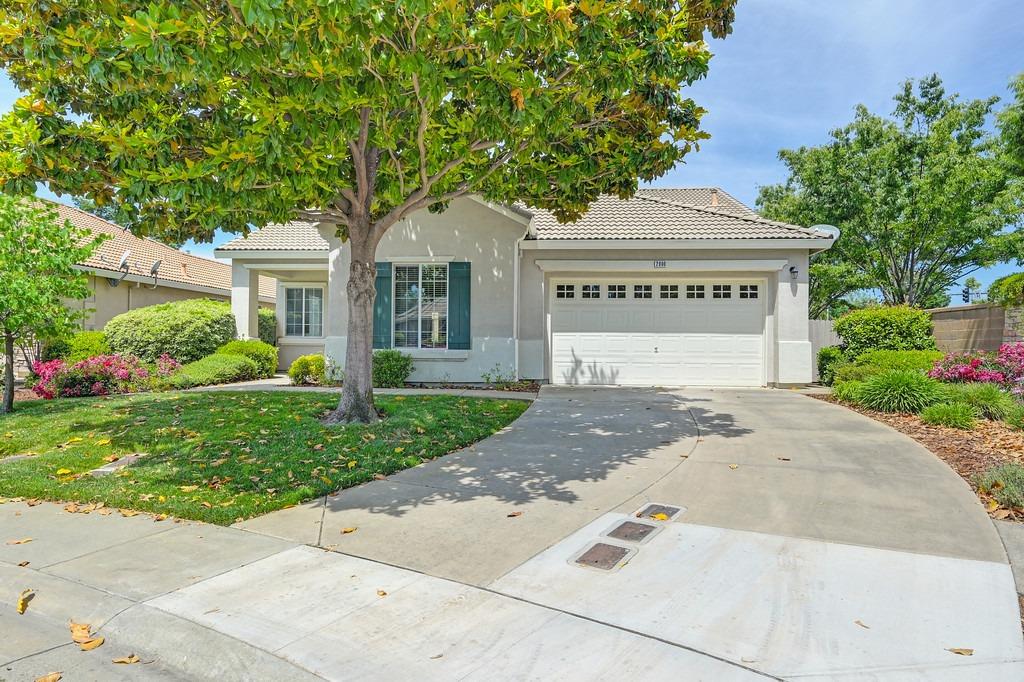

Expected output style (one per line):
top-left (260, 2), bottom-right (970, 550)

top-left (758, 74), bottom-right (1024, 315)
top-left (0, 0), bottom-right (736, 422)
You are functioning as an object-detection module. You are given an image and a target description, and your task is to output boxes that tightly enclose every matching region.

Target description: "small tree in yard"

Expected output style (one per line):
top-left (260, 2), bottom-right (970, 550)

top-left (0, 197), bottom-right (101, 413)
top-left (0, 1), bottom-right (737, 423)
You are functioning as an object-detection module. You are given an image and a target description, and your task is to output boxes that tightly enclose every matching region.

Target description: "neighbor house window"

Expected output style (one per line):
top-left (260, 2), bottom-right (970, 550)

top-left (686, 284), bottom-right (705, 299)
top-left (607, 284), bottom-right (626, 299)
top-left (581, 284), bottom-right (601, 299)
top-left (394, 264), bottom-right (448, 349)
top-left (739, 284), bottom-right (759, 299)
top-left (660, 285), bottom-right (679, 299)
top-left (285, 287), bottom-right (324, 337)
top-left (712, 284), bottom-right (732, 299)
top-left (555, 284), bottom-right (575, 299)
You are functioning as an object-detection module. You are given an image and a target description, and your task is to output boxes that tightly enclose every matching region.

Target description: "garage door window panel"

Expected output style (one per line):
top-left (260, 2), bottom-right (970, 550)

top-left (739, 284), bottom-right (759, 299)
top-left (712, 284), bottom-right (732, 299)
top-left (634, 284), bottom-right (653, 299)
top-left (608, 284), bottom-right (626, 299)
top-left (686, 285), bottom-right (705, 299)
top-left (582, 284), bottom-right (601, 299)
top-left (660, 285), bottom-right (679, 299)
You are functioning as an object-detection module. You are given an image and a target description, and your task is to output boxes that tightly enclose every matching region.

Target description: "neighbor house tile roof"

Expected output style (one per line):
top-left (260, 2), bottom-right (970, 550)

top-left (525, 191), bottom-right (830, 240)
top-left (55, 202), bottom-right (276, 300)
top-left (217, 187), bottom-right (828, 250)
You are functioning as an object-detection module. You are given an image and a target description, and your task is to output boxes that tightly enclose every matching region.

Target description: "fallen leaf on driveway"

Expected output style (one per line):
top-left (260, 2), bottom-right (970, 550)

top-left (18, 561), bottom-right (29, 567)
top-left (69, 621), bottom-right (93, 644)
top-left (507, 511), bottom-right (523, 518)
top-left (376, 589), bottom-right (388, 597)
top-left (111, 654), bottom-right (140, 664)
top-left (946, 647), bottom-right (974, 656)
top-left (118, 509), bottom-right (139, 517)
top-left (854, 619), bottom-right (870, 629)
top-left (429, 653), bottom-right (443, 659)
top-left (728, 464), bottom-right (739, 470)
top-left (79, 636), bottom-right (104, 651)
top-left (6, 537), bottom-right (33, 545)
top-left (650, 512), bottom-right (670, 521)
top-left (34, 673), bottom-right (61, 682)
top-left (17, 588), bottom-right (35, 614)
top-left (373, 473), bottom-right (386, 480)
top-left (777, 457), bottom-right (791, 462)
top-left (341, 527), bottom-right (357, 534)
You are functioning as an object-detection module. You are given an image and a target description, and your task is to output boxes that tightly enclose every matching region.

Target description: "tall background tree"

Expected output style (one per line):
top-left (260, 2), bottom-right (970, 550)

top-left (0, 197), bottom-right (101, 413)
top-left (758, 74), bottom-right (1024, 315)
top-left (0, 0), bottom-right (736, 422)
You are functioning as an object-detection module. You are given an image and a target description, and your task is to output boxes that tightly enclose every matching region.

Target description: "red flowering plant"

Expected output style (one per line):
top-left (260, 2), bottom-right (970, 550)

top-left (155, 353), bottom-right (181, 377)
top-left (32, 354), bottom-right (151, 399)
top-left (928, 343), bottom-right (1024, 394)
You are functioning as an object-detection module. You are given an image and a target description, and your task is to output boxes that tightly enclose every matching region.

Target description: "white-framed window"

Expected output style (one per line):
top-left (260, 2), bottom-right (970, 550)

top-left (686, 284), bottom-right (705, 299)
top-left (660, 285), bottom-right (679, 299)
top-left (634, 284), bottom-right (653, 299)
top-left (394, 264), bottom-right (448, 349)
top-left (555, 284), bottom-right (575, 299)
top-left (581, 284), bottom-right (601, 299)
top-left (285, 287), bottom-right (324, 337)
top-left (712, 284), bottom-right (732, 299)
top-left (739, 284), bottom-right (759, 299)
top-left (607, 284), bottom-right (626, 299)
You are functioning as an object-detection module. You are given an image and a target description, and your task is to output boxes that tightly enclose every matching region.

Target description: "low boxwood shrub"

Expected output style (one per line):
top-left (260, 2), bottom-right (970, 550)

top-left (372, 349), bottom-right (414, 388)
top-left (832, 380), bottom-right (865, 404)
top-left (258, 308), bottom-right (277, 346)
top-left (832, 363), bottom-right (879, 385)
top-left (941, 382), bottom-right (1018, 421)
top-left (66, 330), bottom-right (111, 363)
top-left (288, 354), bottom-right (327, 386)
top-left (817, 345), bottom-right (845, 385)
top-left (976, 463), bottom-right (1024, 509)
top-left (105, 299), bottom-right (236, 363)
top-left (169, 353), bottom-right (259, 389)
top-left (833, 306), bottom-right (936, 358)
top-left (920, 402), bottom-right (978, 430)
top-left (217, 339), bottom-right (278, 378)
top-left (856, 370), bottom-right (946, 413)
top-left (854, 349), bottom-right (944, 372)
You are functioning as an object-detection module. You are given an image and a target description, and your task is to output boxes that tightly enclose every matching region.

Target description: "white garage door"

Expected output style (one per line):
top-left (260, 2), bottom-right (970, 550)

top-left (550, 279), bottom-right (765, 387)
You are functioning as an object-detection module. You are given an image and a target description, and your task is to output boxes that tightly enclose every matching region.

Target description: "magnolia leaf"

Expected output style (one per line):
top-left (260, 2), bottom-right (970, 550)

top-left (507, 511), bottom-right (523, 518)
top-left (728, 464), bottom-right (739, 470)
top-left (34, 673), bottom-right (61, 682)
top-left (95, 438), bottom-right (111, 446)
top-left (69, 621), bottom-right (93, 644)
top-left (6, 537), bottom-right (33, 545)
top-left (946, 647), bottom-right (974, 656)
top-left (376, 589), bottom-right (388, 597)
top-left (650, 512), bottom-right (670, 521)
top-left (111, 654), bottom-right (140, 664)
top-left (55, 468), bottom-right (72, 475)
top-left (341, 527), bottom-right (357, 534)
top-left (17, 588), bottom-right (35, 614)
top-left (179, 485), bottom-right (199, 492)
top-left (79, 636), bottom-right (105, 651)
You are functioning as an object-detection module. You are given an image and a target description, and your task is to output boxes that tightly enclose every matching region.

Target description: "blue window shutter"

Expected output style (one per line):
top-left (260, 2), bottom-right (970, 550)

top-left (448, 262), bottom-right (471, 350)
top-left (373, 262), bottom-right (392, 349)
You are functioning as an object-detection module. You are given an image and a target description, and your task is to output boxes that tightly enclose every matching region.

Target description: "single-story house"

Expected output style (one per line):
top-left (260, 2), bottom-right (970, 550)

top-left (215, 188), bottom-right (835, 387)
top-left (55, 202), bottom-right (276, 330)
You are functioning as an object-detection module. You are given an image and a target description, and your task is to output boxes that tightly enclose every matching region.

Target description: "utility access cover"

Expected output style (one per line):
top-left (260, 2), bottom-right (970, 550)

top-left (606, 520), bottom-right (659, 544)
top-left (574, 542), bottom-right (633, 571)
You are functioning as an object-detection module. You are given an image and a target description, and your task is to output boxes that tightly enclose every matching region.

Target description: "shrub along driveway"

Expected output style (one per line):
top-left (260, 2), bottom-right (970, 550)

top-left (2, 387), bottom-right (1021, 680)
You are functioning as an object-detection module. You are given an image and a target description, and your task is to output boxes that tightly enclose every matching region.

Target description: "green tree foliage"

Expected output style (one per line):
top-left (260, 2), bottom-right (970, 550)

top-left (0, 196), bottom-right (102, 412)
top-left (989, 272), bottom-right (1024, 305)
top-left (0, 0), bottom-right (737, 422)
top-left (758, 74), bottom-right (1024, 310)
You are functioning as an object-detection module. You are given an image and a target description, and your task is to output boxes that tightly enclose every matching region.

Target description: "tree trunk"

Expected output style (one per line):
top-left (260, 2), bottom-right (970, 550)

top-left (324, 228), bottom-right (381, 424)
top-left (3, 332), bottom-right (14, 414)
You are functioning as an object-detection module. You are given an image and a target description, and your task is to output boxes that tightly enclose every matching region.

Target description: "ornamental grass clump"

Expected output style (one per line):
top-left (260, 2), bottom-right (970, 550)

top-left (920, 402), bottom-right (978, 430)
top-left (941, 382), bottom-right (1018, 421)
top-left (856, 370), bottom-right (946, 414)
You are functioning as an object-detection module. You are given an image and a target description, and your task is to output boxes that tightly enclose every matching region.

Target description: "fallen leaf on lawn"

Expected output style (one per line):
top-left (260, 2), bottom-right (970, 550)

top-left (103, 455), bottom-right (120, 463)
top-left (507, 511), bottom-right (523, 518)
top-left (7, 537), bottom-right (33, 545)
top-left (79, 636), bottom-right (104, 651)
top-left (377, 589), bottom-right (388, 597)
top-left (111, 654), bottom-right (140, 664)
top-left (66, 437), bottom-right (83, 444)
top-left (946, 647), bottom-right (973, 656)
top-left (728, 464), bottom-right (739, 470)
top-left (95, 438), bottom-right (111, 446)
top-left (17, 588), bottom-right (35, 614)
top-left (394, 447), bottom-right (404, 453)
top-left (347, 460), bottom-right (357, 468)
top-left (341, 527), bottom-right (358, 534)
top-left (854, 619), bottom-right (870, 629)
top-left (55, 468), bottom-right (72, 475)
top-left (650, 512), bottom-right (670, 521)
top-left (118, 509), bottom-right (139, 517)
top-left (179, 485), bottom-right (199, 492)
top-left (34, 673), bottom-right (61, 682)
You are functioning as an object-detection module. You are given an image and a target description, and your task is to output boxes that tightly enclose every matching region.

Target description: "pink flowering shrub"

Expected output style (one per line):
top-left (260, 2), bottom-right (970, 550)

top-left (155, 353), bottom-right (181, 377)
top-left (929, 343), bottom-right (1024, 394)
top-left (32, 354), bottom-right (151, 399)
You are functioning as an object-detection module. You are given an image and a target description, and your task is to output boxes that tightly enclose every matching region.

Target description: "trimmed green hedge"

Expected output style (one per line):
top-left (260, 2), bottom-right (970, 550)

top-left (217, 339), bottom-right (278, 378)
top-left (288, 354), bottom-right (327, 386)
top-left (43, 330), bottom-right (110, 363)
top-left (832, 349), bottom-right (944, 385)
top-left (168, 353), bottom-right (259, 389)
top-left (817, 345), bottom-right (845, 385)
top-left (833, 306), bottom-right (936, 358)
top-left (372, 350), bottom-right (414, 388)
top-left (105, 299), bottom-right (236, 363)
top-left (258, 308), bottom-right (277, 346)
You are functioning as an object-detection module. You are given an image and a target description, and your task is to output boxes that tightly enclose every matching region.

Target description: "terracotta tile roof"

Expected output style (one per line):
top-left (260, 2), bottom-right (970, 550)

top-left (54, 202), bottom-right (276, 300)
top-left (635, 187), bottom-right (759, 217)
top-left (217, 221), bottom-right (329, 252)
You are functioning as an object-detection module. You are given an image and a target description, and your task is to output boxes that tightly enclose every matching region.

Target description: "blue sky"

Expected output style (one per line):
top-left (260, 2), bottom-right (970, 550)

top-left (3, 0), bottom-right (1023, 302)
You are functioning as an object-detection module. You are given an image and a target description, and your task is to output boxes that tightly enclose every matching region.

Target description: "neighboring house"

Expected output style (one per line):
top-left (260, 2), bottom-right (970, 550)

top-left (215, 188), bottom-right (835, 386)
top-left (54, 202), bottom-right (276, 330)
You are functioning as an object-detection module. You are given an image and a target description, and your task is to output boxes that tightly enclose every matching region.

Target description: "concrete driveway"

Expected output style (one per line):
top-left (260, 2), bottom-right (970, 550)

top-left (3, 387), bottom-right (1022, 680)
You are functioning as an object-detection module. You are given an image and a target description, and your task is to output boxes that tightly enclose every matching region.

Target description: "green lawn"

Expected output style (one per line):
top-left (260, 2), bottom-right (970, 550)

top-left (0, 391), bottom-right (528, 524)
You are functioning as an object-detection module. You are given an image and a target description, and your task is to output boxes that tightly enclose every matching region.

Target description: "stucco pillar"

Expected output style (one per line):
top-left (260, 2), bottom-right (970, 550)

top-left (775, 252), bottom-right (812, 384)
top-left (321, 229), bottom-right (348, 378)
top-left (231, 262), bottom-right (259, 340)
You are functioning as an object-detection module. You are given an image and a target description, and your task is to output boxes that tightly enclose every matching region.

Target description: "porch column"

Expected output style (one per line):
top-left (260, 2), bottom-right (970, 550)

top-left (231, 262), bottom-right (259, 339)
top-left (775, 252), bottom-right (812, 384)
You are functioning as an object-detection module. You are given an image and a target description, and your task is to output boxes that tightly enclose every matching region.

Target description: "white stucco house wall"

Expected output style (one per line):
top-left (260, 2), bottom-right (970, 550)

top-left (215, 188), bottom-right (834, 387)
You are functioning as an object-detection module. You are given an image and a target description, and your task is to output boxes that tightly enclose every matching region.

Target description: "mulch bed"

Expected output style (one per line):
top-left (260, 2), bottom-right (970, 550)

top-left (12, 388), bottom-right (37, 403)
top-left (813, 394), bottom-right (1024, 522)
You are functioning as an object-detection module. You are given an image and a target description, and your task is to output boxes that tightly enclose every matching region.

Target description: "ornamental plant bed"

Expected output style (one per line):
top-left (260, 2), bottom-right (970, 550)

top-left (0, 391), bottom-right (529, 524)
top-left (815, 394), bottom-right (1024, 522)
